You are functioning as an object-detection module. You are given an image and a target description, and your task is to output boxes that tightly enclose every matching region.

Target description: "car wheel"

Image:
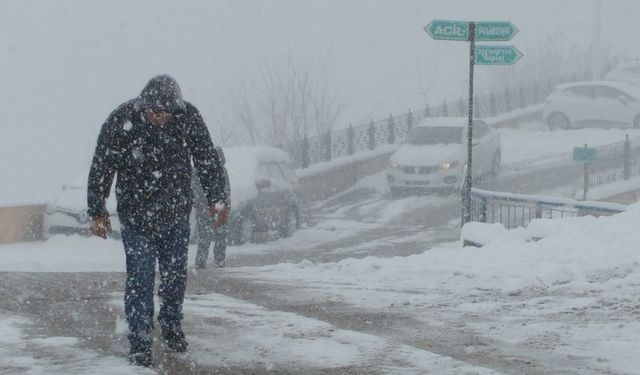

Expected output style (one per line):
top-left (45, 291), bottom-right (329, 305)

top-left (634, 114), bottom-right (640, 128)
top-left (491, 151), bottom-right (501, 177)
top-left (280, 207), bottom-right (298, 238)
top-left (547, 112), bottom-right (571, 130)
top-left (230, 211), bottom-right (255, 245)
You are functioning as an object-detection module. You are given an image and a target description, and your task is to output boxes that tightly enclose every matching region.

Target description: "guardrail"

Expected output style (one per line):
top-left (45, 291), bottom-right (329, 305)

top-left (469, 188), bottom-right (626, 229)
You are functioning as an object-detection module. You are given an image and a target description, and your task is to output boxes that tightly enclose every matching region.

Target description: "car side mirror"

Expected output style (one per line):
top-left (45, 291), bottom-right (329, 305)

top-left (617, 95), bottom-right (630, 105)
top-left (255, 178), bottom-right (272, 190)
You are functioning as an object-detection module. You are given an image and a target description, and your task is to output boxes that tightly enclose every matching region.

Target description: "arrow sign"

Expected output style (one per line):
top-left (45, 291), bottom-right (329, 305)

top-left (475, 21), bottom-right (518, 41)
top-left (424, 20), bottom-right (469, 41)
top-left (474, 45), bottom-right (523, 65)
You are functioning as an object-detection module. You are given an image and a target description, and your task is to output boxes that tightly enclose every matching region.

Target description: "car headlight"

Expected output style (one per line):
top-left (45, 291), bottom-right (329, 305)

top-left (441, 161), bottom-right (459, 171)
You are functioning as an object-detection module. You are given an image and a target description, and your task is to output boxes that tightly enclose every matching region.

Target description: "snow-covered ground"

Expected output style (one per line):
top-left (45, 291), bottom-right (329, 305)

top-left (0, 314), bottom-right (152, 375)
top-left (3, 123), bottom-right (640, 373)
top-left (499, 122), bottom-right (640, 170)
top-left (229, 201), bottom-right (640, 374)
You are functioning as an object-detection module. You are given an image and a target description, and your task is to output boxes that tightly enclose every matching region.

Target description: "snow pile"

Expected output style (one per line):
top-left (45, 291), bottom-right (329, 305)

top-left (460, 222), bottom-right (507, 246)
top-left (246, 202), bottom-right (640, 294)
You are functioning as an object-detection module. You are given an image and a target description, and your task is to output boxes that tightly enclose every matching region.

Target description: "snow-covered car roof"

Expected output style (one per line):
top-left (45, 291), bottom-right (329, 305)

top-left (554, 80), bottom-right (640, 97)
top-left (51, 146), bottom-right (294, 212)
top-left (414, 117), bottom-right (484, 129)
top-left (224, 146), bottom-right (294, 208)
top-left (607, 60), bottom-right (640, 71)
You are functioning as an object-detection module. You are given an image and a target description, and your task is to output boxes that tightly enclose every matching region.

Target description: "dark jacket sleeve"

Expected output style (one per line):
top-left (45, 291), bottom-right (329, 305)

top-left (87, 103), bottom-right (129, 218)
top-left (185, 105), bottom-right (230, 207)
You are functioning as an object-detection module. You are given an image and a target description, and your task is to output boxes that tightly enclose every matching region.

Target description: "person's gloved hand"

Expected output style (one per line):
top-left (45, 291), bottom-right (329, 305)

top-left (90, 216), bottom-right (112, 239)
top-left (209, 203), bottom-right (230, 228)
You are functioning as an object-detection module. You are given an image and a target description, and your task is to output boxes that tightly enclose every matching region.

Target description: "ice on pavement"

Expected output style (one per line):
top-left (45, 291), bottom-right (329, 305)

top-left (0, 314), bottom-right (152, 375)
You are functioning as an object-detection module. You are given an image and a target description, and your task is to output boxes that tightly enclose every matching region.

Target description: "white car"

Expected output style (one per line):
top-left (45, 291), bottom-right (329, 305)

top-left (44, 146), bottom-right (301, 244)
top-left (543, 81), bottom-right (640, 130)
top-left (604, 61), bottom-right (640, 87)
top-left (387, 117), bottom-right (501, 194)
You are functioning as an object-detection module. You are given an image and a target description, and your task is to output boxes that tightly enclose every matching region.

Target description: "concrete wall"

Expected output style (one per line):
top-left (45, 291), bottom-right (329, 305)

top-left (298, 151), bottom-right (394, 203)
top-left (0, 205), bottom-right (45, 244)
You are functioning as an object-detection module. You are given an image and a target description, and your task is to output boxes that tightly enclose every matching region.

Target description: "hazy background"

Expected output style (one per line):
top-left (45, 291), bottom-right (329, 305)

top-left (1, 0), bottom-right (639, 204)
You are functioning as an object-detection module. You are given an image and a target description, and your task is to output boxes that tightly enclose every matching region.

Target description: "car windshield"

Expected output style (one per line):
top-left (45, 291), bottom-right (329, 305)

top-left (406, 126), bottom-right (463, 145)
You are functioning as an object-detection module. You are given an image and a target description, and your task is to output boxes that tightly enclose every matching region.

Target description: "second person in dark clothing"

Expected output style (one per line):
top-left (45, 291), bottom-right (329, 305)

top-left (193, 145), bottom-right (230, 269)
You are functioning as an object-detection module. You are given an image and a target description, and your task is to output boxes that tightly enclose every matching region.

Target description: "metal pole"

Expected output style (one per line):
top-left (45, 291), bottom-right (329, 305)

top-left (462, 22), bottom-right (475, 225)
top-left (583, 144), bottom-right (589, 201)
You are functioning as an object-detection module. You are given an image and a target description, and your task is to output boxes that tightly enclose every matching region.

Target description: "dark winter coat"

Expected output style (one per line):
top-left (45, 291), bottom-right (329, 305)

top-left (192, 146), bottom-right (230, 230)
top-left (87, 82), bottom-right (228, 232)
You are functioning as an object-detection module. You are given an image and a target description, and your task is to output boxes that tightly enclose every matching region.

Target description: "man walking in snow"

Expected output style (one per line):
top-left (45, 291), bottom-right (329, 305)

top-left (87, 75), bottom-right (229, 366)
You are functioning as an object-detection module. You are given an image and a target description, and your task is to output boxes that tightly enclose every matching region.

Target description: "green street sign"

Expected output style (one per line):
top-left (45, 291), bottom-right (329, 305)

top-left (424, 20), bottom-right (469, 41)
top-left (573, 147), bottom-right (597, 162)
top-left (475, 21), bottom-right (518, 41)
top-left (474, 45), bottom-right (523, 65)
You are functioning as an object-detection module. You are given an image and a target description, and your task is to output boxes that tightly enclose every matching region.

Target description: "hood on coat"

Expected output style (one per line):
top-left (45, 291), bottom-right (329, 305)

top-left (138, 74), bottom-right (186, 112)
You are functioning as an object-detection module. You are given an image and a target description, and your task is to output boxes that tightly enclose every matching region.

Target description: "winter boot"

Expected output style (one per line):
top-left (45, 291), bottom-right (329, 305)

top-left (162, 324), bottom-right (188, 352)
top-left (128, 334), bottom-right (153, 367)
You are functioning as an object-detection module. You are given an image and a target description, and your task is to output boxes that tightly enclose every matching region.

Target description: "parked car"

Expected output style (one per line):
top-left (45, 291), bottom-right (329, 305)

top-left (44, 146), bottom-right (301, 244)
top-left (386, 117), bottom-right (501, 195)
top-left (543, 81), bottom-right (640, 130)
top-left (604, 61), bottom-right (640, 87)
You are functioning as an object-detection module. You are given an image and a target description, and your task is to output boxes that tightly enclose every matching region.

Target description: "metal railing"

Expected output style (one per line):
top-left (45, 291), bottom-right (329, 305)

top-left (588, 134), bottom-right (640, 188)
top-left (287, 72), bottom-right (584, 169)
top-left (470, 188), bottom-right (626, 229)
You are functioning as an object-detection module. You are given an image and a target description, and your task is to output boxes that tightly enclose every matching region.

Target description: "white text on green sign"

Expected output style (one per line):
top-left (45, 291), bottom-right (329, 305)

top-left (424, 20), bottom-right (469, 41)
top-left (474, 45), bottom-right (523, 65)
top-left (573, 147), bottom-right (597, 162)
top-left (475, 21), bottom-right (518, 41)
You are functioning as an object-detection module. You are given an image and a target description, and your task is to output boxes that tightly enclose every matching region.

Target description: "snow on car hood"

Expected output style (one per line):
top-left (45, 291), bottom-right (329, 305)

top-left (390, 143), bottom-right (462, 166)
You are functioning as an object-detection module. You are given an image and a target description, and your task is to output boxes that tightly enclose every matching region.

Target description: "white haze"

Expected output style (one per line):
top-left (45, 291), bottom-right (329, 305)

top-left (1, 0), bottom-right (640, 205)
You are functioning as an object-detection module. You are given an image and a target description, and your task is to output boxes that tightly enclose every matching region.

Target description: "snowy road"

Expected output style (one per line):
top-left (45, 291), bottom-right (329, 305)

top-left (2, 123), bottom-right (640, 373)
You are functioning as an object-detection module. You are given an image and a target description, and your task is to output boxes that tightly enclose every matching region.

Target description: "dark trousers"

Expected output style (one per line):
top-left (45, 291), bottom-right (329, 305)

top-left (195, 224), bottom-right (227, 268)
top-left (121, 219), bottom-right (190, 342)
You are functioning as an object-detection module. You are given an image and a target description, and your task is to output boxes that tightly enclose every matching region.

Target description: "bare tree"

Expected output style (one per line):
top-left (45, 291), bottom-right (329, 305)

top-left (226, 50), bottom-right (348, 151)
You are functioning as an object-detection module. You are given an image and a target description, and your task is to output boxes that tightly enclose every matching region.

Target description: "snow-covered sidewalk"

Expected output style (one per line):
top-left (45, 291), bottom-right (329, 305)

top-left (228, 202), bottom-right (640, 374)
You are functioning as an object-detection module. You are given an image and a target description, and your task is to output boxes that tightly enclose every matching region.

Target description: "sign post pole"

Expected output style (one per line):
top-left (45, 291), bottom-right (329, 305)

top-left (572, 144), bottom-right (597, 200)
top-left (423, 19), bottom-right (520, 225)
top-left (583, 144), bottom-right (589, 201)
top-left (462, 22), bottom-right (476, 225)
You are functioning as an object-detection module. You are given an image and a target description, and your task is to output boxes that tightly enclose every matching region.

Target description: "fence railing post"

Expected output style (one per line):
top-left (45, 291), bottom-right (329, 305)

top-left (301, 133), bottom-right (310, 168)
top-left (387, 114), bottom-right (396, 144)
top-left (368, 119), bottom-right (376, 150)
top-left (324, 130), bottom-right (332, 162)
top-left (624, 134), bottom-right (631, 180)
top-left (504, 87), bottom-right (511, 112)
top-left (347, 123), bottom-right (354, 156)
top-left (489, 91), bottom-right (497, 117)
top-left (535, 203), bottom-right (543, 219)
top-left (480, 196), bottom-right (487, 223)
top-left (458, 97), bottom-right (465, 116)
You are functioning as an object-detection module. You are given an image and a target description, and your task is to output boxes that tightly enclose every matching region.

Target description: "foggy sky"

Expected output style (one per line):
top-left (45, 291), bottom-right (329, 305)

top-left (1, 0), bottom-right (639, 204)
